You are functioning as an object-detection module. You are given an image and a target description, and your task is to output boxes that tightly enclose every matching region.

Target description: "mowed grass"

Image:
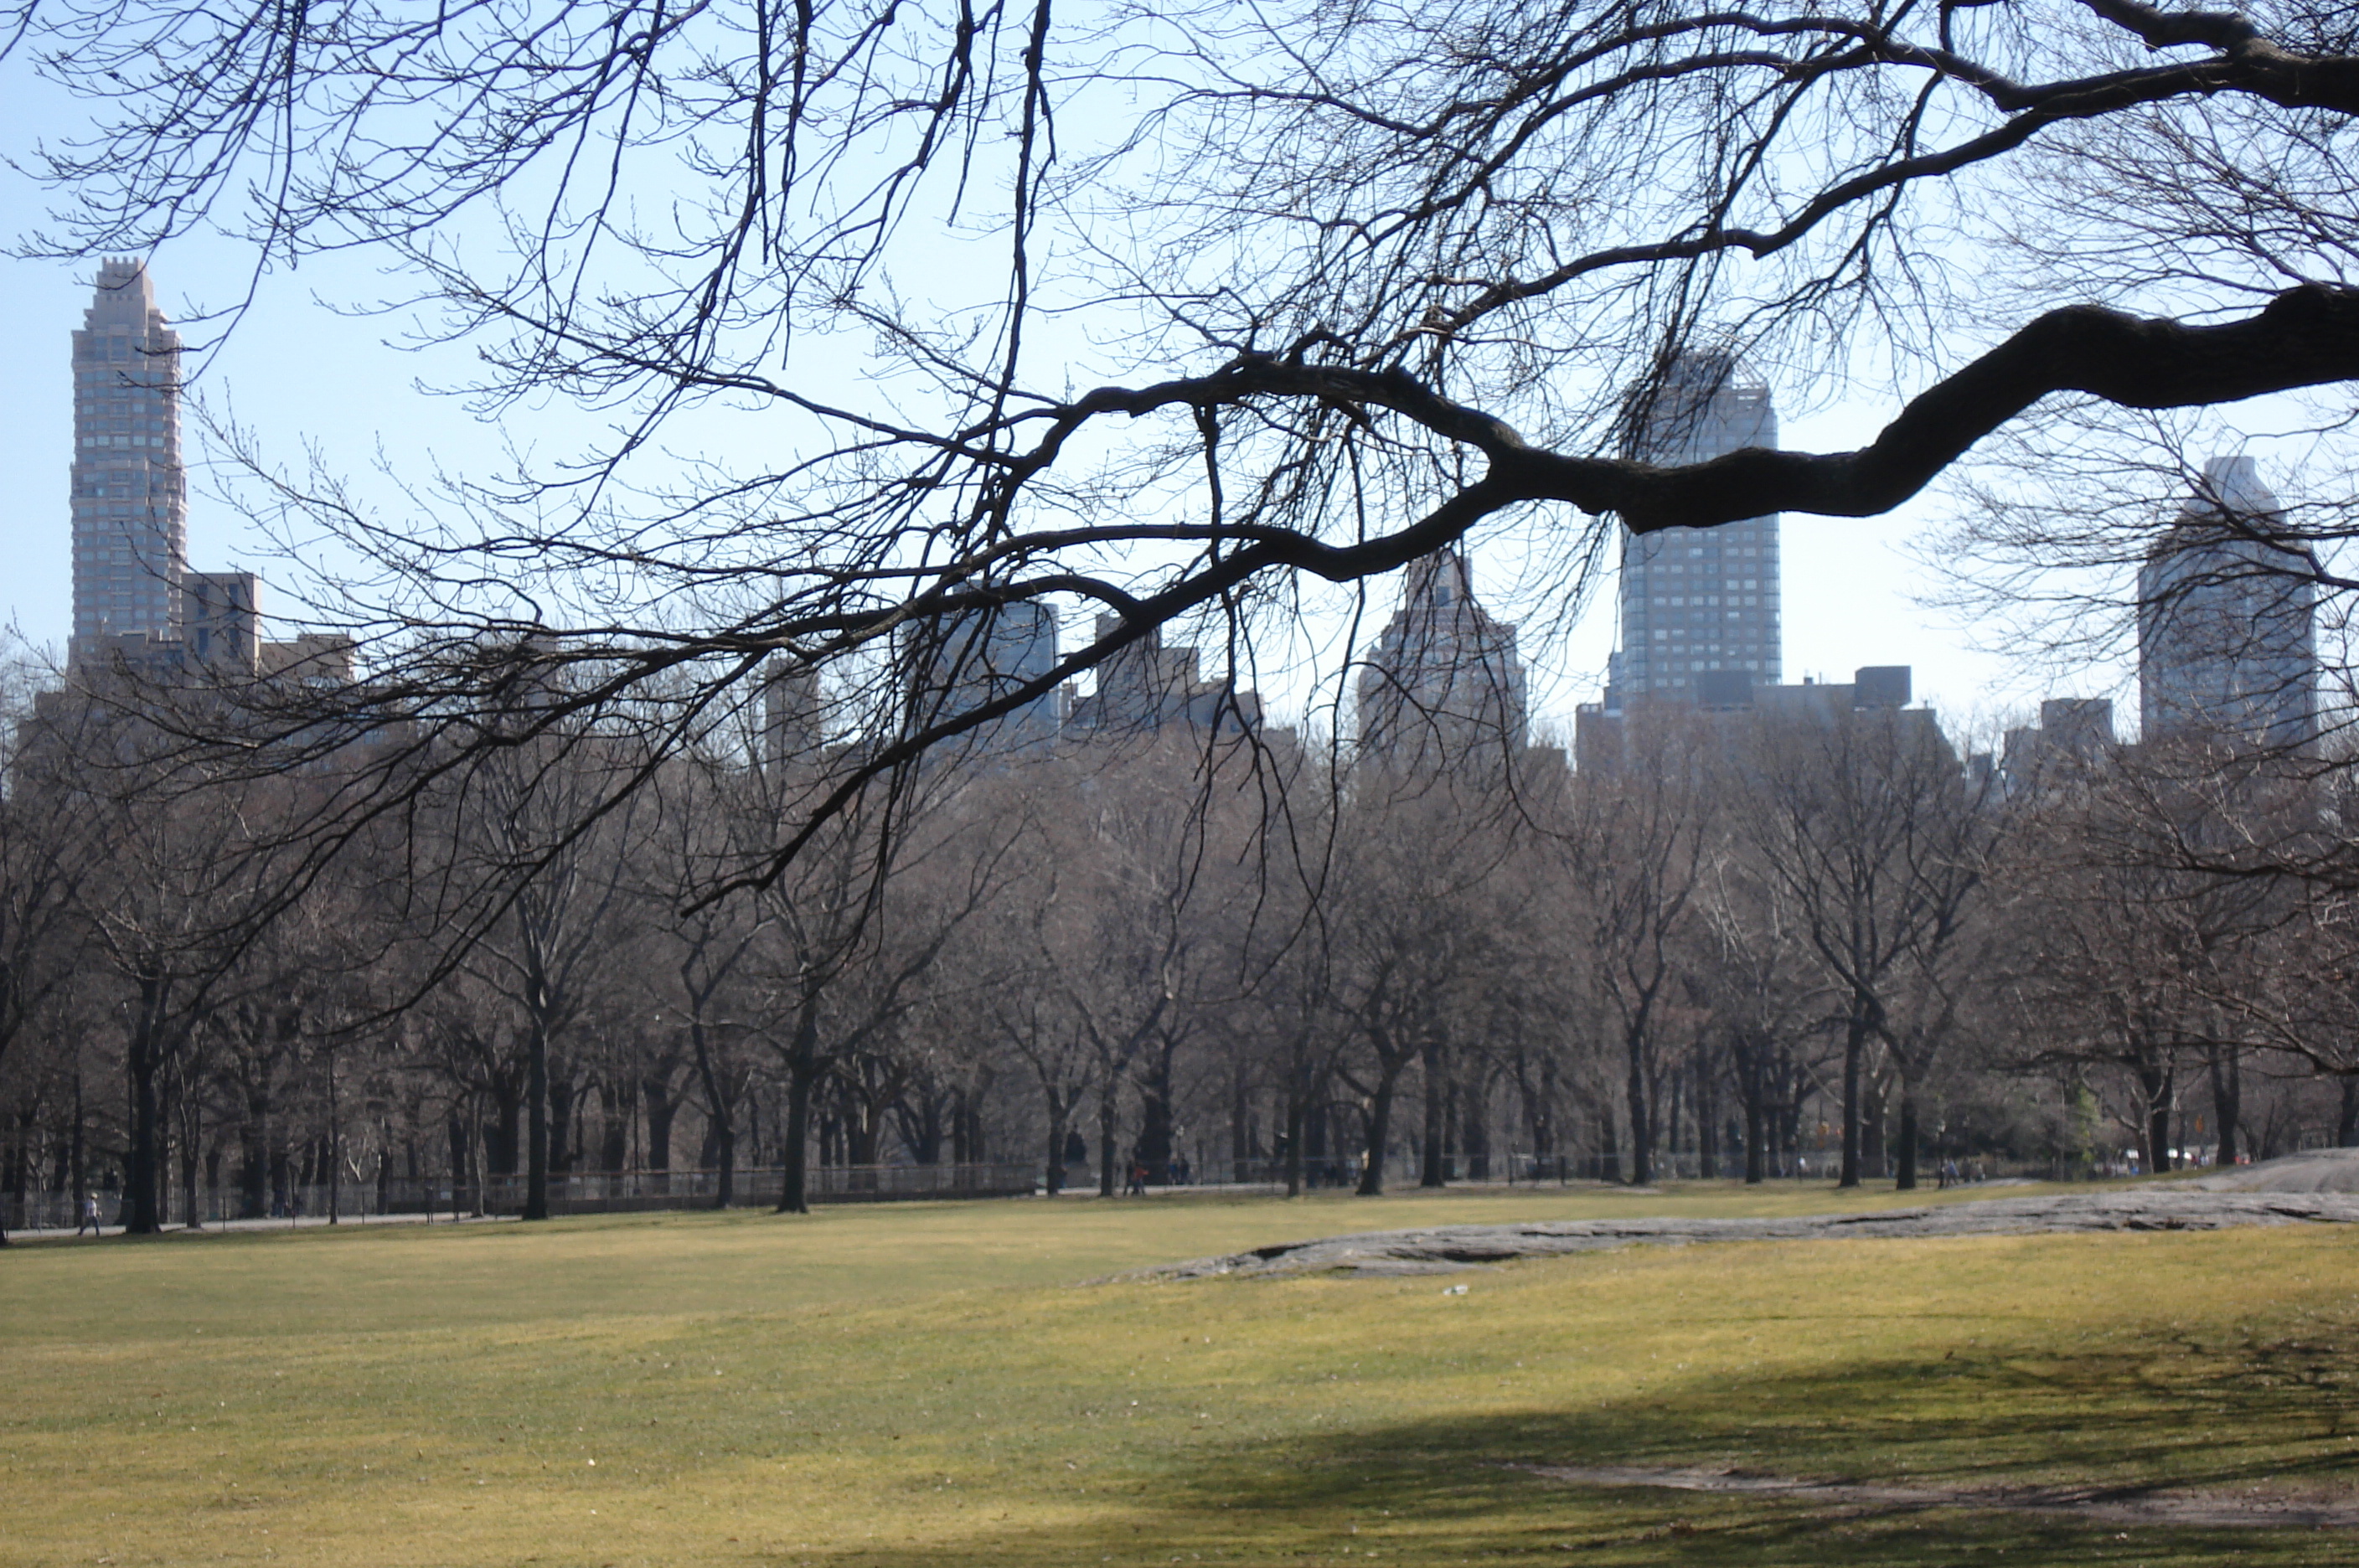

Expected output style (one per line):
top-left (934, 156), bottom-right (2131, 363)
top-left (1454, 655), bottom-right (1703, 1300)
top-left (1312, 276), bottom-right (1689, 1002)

top-left (7, 1181), bottom-right (2359, 1566)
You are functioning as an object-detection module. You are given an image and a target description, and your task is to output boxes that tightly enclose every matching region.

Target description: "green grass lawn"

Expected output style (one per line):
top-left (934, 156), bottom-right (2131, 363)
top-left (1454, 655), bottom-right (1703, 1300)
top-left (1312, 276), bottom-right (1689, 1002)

top-left (7, 1180), bottom-right (2358, 1566)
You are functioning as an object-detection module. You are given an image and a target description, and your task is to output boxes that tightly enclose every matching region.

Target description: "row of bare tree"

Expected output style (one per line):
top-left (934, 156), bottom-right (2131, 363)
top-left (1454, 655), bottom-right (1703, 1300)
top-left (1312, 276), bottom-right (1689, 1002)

top-left (6, 658), bottom-right (2356, 1241)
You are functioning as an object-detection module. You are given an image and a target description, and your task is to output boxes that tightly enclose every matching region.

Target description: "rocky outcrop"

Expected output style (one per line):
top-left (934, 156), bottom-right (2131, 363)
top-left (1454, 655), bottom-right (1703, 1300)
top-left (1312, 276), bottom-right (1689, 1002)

top-left (1123, 1189), bottom-right (2359, 1281)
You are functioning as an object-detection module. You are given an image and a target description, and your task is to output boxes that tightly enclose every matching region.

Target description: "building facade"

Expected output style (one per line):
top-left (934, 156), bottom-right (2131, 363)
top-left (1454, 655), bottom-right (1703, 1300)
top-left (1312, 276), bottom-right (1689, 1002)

top-left (2138, 455), bottom-right (2316, 750)
top-left (904, 600), bottom-right (1066, 753)
top-left (1607, 353), bottom-right (1781, 704)
top-left (1576, 665), bottom-right (1927, 771)
top-left (1067, 618), bottom-right (1260, 739)
top-left (1355, 547), bottom-right (1528, 770)
top-left (70, 258), bottom-right (188, 663)
top-left (1992, 697), bottom-right (2116, 797)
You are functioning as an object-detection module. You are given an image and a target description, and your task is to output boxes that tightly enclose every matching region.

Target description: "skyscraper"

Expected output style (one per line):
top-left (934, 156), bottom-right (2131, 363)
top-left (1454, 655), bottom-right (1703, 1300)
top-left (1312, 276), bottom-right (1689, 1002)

top-left (903, 600), bottom-right (1066, 753)
top-left (2139, 455), bottom-right (2316, 750)
top-left (1355, 546), bottom-right (1528, 771)
top-left (1607, 353), bottom-right (1781, 704)
top-left (70, 258), bottom-right (188, 663)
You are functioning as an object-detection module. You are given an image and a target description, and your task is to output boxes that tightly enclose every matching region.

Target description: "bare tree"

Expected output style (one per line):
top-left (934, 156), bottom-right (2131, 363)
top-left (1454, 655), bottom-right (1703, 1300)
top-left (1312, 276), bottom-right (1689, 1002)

top-left (437, 730), bottom-right (643, 1220)
top-left (1742, 704), bottom-right (1991, 1188)
top-left (1998, 740), bottom-right (2294, 1172)
top-left (8, 0), bottom-right (2356, 903)
top-left (1560, 715), bottom-right (1716, 1185)
top-left (1695, 841), bottom-right (1834, 1184)
top-left (0, 659), bottom-right (92, 1242)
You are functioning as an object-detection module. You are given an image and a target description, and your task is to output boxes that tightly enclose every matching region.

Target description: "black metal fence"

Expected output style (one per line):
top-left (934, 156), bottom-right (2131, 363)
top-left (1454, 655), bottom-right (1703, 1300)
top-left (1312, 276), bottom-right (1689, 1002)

top-left (5, 1149), bottom-right (2086, 1233)
top-left (3, 1162), bottom-right (1042, 1231)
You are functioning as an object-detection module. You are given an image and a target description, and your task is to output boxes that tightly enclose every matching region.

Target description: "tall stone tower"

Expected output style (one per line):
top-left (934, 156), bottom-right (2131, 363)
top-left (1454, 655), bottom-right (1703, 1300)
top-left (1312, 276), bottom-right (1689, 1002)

top-left (1608, 353), bottom-right (1781, 704)
top-left (1355, 546), bottom-right (1528, 771)
top-left (2139, 455), bottom-right (2316, 750)
top-left (70, 258), bottom-right (187, 664)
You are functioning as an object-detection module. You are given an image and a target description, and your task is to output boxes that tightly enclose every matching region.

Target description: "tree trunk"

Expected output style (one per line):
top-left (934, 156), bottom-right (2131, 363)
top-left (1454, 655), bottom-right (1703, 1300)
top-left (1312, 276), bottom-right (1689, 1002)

top-left (1665, 1065), bottom-right (1685, 1177)
top-left (1894, 1086), bottom-right (1919, 1191)
top-left (325, 1050), bottom-right (341, 1225)
top-left (1137, 1039), bottom-right (1176, 1182)
top-left (2208, 1048), bottom-right (2242, 1166)
top-left (2339, 1077), bottom-right (2359, 1149)
top-left (1838, 1010), bottom-right (1867, 1189)
top-left (1696, 1054), bottom-right (1719, 1181)
top-left (1419, 1038), bottom-right (1448, 1189)
top-left (1861, 1075), bottom-right (1887, 1176)
top-left (549, 1071), bottom-right (577, 1177)
top-left (2133, 1056), bottom-right (2173, 1173)
top-left (688, 1013), bottom-right (735, 1210)
top-left (1624, 1029), bottom-right (1652, 1187)
top-left (644, 1077), bottom-right (676, 1173)
top-left (599, 1080), bottom-right (632, 1172)
top-left (1463, 1081), bottom-right (1489, 1182)
top-left (123, 977), bottom-right (169, 1235)
top-left (70, 1066), bottom-right (88, 1230)
top-left (1742, 1075), bottom-right (1765, 1184)
top-left (1231, 1055), bottom-right (1255, 1184)
top-left (1525, 1051), bottom-right (1558, 1178)
top-left (523, 1015), bottom-right (551, 1221)
top-left (179, 1106), bottom-right (203, 1230)
top-left (1736, 1038), bottom-right (1767, 1184)
top-left (1283, 1092), bottom-right (1303, 1198)
top-left (1097, 1078), bottom-right (1119, 1198)
top-left (1356, 1073), bottom-right (1397, 1196)
top-left (446, 1113), bottom-right (469, 1218)
top-left (777, 1005), bottom-right (820, 1215)
top-left (1044, 1107), bottom-right (1067, 1196)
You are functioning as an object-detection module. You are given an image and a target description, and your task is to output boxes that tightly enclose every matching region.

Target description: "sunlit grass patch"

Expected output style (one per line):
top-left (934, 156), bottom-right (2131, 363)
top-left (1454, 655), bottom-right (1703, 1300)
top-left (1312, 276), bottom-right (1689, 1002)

top-left (6, 1183), bottom-right (2356, 1565)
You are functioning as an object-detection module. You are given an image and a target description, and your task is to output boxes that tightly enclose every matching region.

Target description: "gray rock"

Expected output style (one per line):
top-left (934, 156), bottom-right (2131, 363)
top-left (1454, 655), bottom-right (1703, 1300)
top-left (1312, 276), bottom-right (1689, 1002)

top-left (1119, 1189), bottom-right (2359, 1281)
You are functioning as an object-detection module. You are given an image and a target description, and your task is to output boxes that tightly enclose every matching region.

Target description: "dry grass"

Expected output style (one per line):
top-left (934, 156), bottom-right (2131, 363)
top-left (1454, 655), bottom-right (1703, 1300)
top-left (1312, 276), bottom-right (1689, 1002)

top-left (7, 1180), bottom-right (2357, 1565)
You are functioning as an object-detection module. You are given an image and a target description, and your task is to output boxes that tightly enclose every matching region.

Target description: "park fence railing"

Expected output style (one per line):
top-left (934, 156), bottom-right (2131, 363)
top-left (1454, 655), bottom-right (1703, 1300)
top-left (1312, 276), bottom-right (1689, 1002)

top-left (472, 1162), bottom-right (1041, 1215)
top-left (4, 1150), bottom-right (2092, 1233)
top-left (3, 1162), bottom-right (1042, 1231)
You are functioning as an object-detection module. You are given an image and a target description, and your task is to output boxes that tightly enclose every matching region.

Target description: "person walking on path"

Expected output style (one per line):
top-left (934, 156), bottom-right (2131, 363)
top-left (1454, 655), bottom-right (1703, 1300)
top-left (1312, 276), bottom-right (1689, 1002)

top-left (75, 1193), bottom-right (101, 1236)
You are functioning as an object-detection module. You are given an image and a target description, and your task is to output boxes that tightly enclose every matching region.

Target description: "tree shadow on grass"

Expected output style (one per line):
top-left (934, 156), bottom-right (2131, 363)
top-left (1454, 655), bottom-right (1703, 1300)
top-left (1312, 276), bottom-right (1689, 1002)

top-left (818, 1339), bottom-right (2359, 1566)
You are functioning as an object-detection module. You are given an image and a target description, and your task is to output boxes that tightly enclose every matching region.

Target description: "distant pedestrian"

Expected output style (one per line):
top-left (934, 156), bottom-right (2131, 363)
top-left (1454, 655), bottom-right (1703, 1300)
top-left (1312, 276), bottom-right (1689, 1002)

top-left (75, 1193), bottom-right (101, 1235)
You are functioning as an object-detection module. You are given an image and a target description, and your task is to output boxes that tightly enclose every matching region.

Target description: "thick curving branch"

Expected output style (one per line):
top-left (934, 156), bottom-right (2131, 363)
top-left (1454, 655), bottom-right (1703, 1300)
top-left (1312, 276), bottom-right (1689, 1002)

top-left (991, 283), bottom-right (2359, 541)
top-left (1541, 283), bottom-right (2359, 534)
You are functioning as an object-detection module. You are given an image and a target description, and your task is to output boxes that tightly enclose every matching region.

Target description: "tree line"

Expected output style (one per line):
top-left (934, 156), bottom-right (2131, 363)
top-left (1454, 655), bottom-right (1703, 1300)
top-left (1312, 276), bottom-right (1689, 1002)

top-left (8, 652), bottom-right (2353, 1241)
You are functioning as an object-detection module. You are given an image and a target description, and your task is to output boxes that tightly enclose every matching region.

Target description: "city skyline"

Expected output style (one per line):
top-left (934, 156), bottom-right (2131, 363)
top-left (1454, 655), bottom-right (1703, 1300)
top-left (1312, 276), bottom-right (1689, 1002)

top-left (5, 253), bottom-right (2057, 731)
